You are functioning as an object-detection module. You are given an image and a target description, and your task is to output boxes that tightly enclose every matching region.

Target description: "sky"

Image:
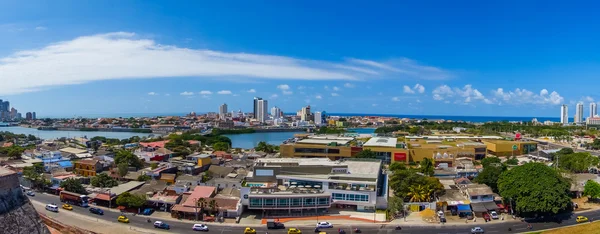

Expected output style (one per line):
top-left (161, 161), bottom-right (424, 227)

top-left (1, 1), bottom-right (600, 118)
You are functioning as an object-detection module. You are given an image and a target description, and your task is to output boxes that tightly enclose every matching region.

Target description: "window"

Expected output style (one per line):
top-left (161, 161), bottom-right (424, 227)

top-left (277, 198), bottom-right (289, 207)
top-left (249, 198), bottom-right (262, 207)
top-left (332, 193), bottom-right (345, 200)
top-left (290, 198), bottom-right (301, 207)
top-left (264, 198), bottom-right (275, 207)
top-left (347, 194), bottom-right (355, 201)
top-left (304, 198), bottom-right (315, 206)
top-left (318, 197), bottom-right (329, 205)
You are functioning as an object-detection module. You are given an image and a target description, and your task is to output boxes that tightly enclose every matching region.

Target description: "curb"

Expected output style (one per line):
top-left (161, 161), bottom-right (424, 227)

top-left (523, 220), bottom-right (598, 234)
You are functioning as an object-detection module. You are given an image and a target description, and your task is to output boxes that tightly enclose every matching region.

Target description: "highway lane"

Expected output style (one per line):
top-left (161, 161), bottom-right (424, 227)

top-left (30, 192), bottom-right (600, 234)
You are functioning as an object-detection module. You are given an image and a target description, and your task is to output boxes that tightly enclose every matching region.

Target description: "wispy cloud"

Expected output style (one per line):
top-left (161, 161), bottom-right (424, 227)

top-left (391, 97), bottom-right (400, 101)
top-left (331, 93), bottom-right (339, 97)
top-left (332, 86), bottom-right (341, 91)
top-left (247, 89), bottom-right (256, 93)
top-left (315, 95), bottom-right (322, 99)
top-left (403, 84), bottom-right (425, 94)
top-left (180, 91), bottom-right (194, 96)
top-left (217, 90), bottom-right (232, 95)
top-left (199, 90), bottom-right (212, 95)
top-left (35, 26), bottom-right (47, 31)
top-left (270, 94), bottom-right (279, 99)
top-left (343, 83), bottom-right (355, 88)
top-left (147, 92), bottom-right (157, 96)
top-left (347, 57), bottom-right (453, 80)
top-left (277, 84), bottom-right (293, 95)
top-left (0, 32), bottom-right (452, 95)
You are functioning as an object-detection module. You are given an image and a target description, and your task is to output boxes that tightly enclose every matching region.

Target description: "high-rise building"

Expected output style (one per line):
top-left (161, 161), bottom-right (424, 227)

top-left (25, 112), bottom-right (32, 120)
top-left (300, 105), bottom-right (311, 121)
top-left (219, 103), bottom-right (228, 120)
top-left (253, 97), bottom-right (262, 118)
top-left (575, 103), bottom-right (584, 123)
top-left (9, 108), bottom-right (17, 119)
top-left (32, 112), bottom-right (36, 120)
top-left (560, 104), bottom-right (569, 124)
top-left (591, 102), bottom-right (598, 118)
top-left (314, 111), bottom-right (322, 126)
top-left (271, 106), bottom-right (281, 119)
top-left (2, 101), bottom-right (8, 112)
top-left (257, 99), bottom-right (268, 123)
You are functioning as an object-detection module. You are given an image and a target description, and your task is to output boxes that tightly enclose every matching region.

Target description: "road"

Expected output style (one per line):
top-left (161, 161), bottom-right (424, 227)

top-left (30, 192), bottom-right (600, 234)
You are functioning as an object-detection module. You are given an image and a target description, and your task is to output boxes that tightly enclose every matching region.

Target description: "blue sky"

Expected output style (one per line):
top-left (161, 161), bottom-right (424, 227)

top-left (1, 1), bottom-right (600, 118)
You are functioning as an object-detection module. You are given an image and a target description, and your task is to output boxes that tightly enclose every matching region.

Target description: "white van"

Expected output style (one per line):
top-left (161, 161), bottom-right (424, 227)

top-left (45, 204), bottom-right (58, 212)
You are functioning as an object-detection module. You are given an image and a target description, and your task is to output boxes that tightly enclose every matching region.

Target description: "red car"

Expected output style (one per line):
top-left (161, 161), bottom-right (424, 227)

top-left (482, 213), bottom-right (491, 221)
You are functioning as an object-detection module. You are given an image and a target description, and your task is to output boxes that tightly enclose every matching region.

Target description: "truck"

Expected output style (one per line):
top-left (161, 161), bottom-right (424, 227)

top-left (266, 219), bottom-right (285, 229)
top-left (60, 191), bottom-right (89, 207)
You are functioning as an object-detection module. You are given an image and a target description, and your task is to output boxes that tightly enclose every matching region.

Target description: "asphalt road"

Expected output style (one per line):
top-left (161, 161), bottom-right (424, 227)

top-left (31, 192), bottom-right (600, 234)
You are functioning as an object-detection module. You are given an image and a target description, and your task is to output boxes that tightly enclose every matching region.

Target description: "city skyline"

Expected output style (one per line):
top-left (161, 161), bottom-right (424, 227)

top-left (3, 2), bottom-right (600, 117)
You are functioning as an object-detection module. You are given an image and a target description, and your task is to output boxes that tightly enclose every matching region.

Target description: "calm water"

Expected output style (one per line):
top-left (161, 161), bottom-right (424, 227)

top-left (224, 131), bottom-right (303, 149)
top-left (0, 126), bottom-right (155, 140)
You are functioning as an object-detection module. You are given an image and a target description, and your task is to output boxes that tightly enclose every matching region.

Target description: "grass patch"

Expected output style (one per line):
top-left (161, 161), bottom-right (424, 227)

top-left (537, 221), bottom-right (600, 234)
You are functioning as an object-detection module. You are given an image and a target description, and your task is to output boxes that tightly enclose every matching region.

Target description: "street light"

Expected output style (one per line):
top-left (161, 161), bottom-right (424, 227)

top-left (108, 189), bottom-right (111, 209)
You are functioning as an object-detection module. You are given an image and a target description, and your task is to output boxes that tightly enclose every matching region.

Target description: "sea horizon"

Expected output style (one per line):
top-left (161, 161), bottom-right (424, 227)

top-left (30, 112), bottom-right (568, 123)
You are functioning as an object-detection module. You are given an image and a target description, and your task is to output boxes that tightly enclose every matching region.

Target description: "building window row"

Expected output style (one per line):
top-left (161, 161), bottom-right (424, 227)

top-left (249, 197), bottom-right (330, 208)
top-left (294, 148), bottom-right (340, 154)
top-left (331, 193), bottom-right (369, 202)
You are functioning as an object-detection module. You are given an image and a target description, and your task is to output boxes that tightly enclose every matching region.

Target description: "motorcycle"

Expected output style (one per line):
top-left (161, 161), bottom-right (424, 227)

top-left (395, 226), bottom-right (402, 230)
top-left (354, 228), bottom-right (361, 233)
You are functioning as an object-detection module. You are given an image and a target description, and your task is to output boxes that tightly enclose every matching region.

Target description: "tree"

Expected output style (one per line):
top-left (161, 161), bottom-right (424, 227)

top-left (114, 150), bottom-right (143, 169)
top-left (498, 162), bottom-right (571, 217)
top-left (474, 165), bottom-right (505, 193)
top-left (137, 174), bottom-right (151, 181)
top-left (387, 196), bottom-right (404, 215)
top-left (505, 156), bottom-right (519, 165)
top-left (355, 149), bottom-right (377, 159)
top-left (481, 157), bottom-right (502, 168)
top-left (213, 142), bottom-right (229, 151)
top-left (407, 185), bottom-right (431, 202)
top-left (90, 173), bottom-right (118, 188)
top-left (584, 180), bottom-right (600, 200)
top-left (60, 178), bottom-right (86, 194)
top-left (197, 198), bottom-right (207, 220)
top-left (419, 158), bottom-right (435, 176)
top-left (558, 152), bottom-right (599, 173)
top-left (255, 141), bottom-right (276, 153)
top-left (116, 192), bottom-right (147, 208)
top-left (117, 162), bottom-right (129, 178)
top-left (389, 162), bottom-right (406, 171)
top-left (23, 164), bottom-right (49, 189)
top-left (208, 199), bottom-right (219, 215)
top-left (150, 162), bottom-right (158, 169)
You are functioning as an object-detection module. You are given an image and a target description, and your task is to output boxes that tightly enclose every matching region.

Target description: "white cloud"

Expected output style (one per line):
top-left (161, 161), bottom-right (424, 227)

top-left (492, 88), bottom-right (564, 105)
top-left (147, 92), bottom-right (157, 96)
top-left (315, 95), bottom-right (322, 99)
top-left (277, 84), bottom-right (293, 95)
top-left (333, 86), bottom-right (340, 91)
top-left (180, 91), bottom-right (194, 96)
top-left (270, 94), bottom-right (279, 99)
top-left (35, 26), bottom-right (47, 31)
top-left (403, 86), bottom-right (415, 94)
top-left (199, 90), bottom-right (212, 95)
top-left (247, 89), bottom-right (256, 93)
top-left (403, 84), bottom-right (425, 94)
top-left (164, 93), bottom-right (170, 96)
top-left (331, 93), bottom-right (339, 97)
top-left (324, 86), bottom-right (330, 90)
top-left (217, 90), bottom-right (232, 95)
top-left (233, 94), bottom-right (239, 96)
top-left (298, 86), bottom-right (306, 90)
top-left (432, 84), bottom-right (490, 104)
top-left (372, 104), bottom-right (378, 107)
top-left (584, 96), bottom-right (595, 102)
top-left (343, 83), bottom-right (355, 88)
top-left (391, 97), bottom-right (400, 102)
top-left (347, 57), bottom-right (452, 80)
top-left (282, 90), bottom-right (293, 95)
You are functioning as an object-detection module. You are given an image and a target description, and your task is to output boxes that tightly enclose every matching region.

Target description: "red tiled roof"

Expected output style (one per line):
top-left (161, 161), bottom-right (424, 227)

top-left (213, 151), bottom-right (231, 157)
top-left (76, 159), bottom-right (99, 165)
top-left (94, 193), bottom-right (113, 201)
top-left (182, 186), bottom-right (216, 207)
top-left (140, 140), bottom-right (168, 148)
top-left (2, 142), bottom-right (13, 147)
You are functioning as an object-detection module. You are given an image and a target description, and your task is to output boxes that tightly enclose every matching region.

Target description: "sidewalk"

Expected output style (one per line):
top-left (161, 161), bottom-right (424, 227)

top-left (31, 200), bottom-right (168, 234)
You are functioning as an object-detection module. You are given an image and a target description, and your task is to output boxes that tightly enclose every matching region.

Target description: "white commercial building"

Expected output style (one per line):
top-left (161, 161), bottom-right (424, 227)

top-left (256, 99), bottom-right (268, 123)
top-left (591, 102), bottom-right (598, 118)
top-left (219, 103), bottom-right (228, 120)
top-left (271, 106), bottom-right (281, 119)
top-left (587, 117), bottom-right (600, 126)
top-left (561, 104), bottom-right (569, 124)
top-left (314, 111), bottom-right (322, 126)
top-left (575, 103), bottom-right (584, 123)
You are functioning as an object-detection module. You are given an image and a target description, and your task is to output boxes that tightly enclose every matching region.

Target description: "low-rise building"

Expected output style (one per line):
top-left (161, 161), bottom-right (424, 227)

top-left (279, 135), bottom-right (360, 159)
top-left (482, 139), bottom-right (537, 157)
top-left (74, 159), bottom-right (103, 177)
top-left (362, 137), bottom-right (407, 164)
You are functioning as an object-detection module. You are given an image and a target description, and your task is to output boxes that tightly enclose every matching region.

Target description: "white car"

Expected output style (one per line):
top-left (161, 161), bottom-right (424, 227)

top-left (471, 227), bottom-right (484, 234)
top-left (489, 211), bottom-right (499, 219)
top-left (437, 210), bottom-right (445, 218)
top-left (192, 224), bottom-right (209, 231)
top-left (316, 222), bottom-right (333, 228)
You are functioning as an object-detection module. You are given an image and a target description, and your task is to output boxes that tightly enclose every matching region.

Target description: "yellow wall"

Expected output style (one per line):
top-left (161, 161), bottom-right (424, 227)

top-left (363, 146), bottom-right (409, 163)
top-left (280, 143), bottom-right (353, 159)
top-left (198, 157), bottom-right (211, 167)
top-left (482, 140), bottom-right (537, 156)
top-left (74, 162), bottom-right (97, 177)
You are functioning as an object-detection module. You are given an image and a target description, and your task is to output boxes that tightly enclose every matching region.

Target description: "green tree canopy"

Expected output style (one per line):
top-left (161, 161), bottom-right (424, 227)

top-left (60, 178), bottom-right (86, 194)
top-left (114, 150), bottom-right (143, 169)
top-left (90, 173), bottom-right (118, 188)
top-left (505, 156), bottom-right (519, 165)
top-left (255, 141), bottom-right (277, 153)
top-left (584, 180), bottom-right (600, 200)
top-left (481, 157), bottom-right (502, 168)
top-left (474, 164), bottom-right (505, 193)
top-left (389, 166), bottom-right (444, 200)
top-left (498, 162), bottom-right (571, 217)
top-left (558, 152), bottom-right (599, 173)
top-left (116, 192), bottom-right (147, 208)
top-left (117, 162), bottom-right (129, 178)
top-left (419, 158), bottom-right (435, 176)
top-left (213, 142), bottom-right (229, 151)
top-left (355, 149), bottom-right (377, 159)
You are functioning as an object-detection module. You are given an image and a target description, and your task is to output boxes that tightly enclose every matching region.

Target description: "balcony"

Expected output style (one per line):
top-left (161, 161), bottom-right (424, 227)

top-left (328, 183), bottom-right (375, 192)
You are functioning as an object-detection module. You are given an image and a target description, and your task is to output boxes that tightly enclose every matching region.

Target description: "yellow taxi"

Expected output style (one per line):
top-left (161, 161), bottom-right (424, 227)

top-left (117, 216), bottom-right (130, 223)
top-left (288, 228), bottom-right (302, 234)
top-left (576, 216), bottom-right (589, 223)
top-left (244, 227), bottom-right (256, 234)
top-left (61, 204), bottom-right (73, 210)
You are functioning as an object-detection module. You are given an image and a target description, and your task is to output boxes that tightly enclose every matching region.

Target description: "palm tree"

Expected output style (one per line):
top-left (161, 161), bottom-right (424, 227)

top-left (196, 198), bottom-right (207, 220)
top-left (208, 199), bottom-right (219, 216)
top-left (407, 185), bottom-right (429, 202)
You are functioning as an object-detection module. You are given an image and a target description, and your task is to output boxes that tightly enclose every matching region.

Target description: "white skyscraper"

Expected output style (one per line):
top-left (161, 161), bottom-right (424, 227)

top-left (300, 105), bottom-right (311, 121)
top-left (560, 104), bottom-right (569, 124)
top-left (575, 103), bottom-right (584, 123)
top-left (271, 106), bottom-right (281, 119)
top-left (257, 99), bottom-right (268, 123)
top-left (314, 111), bottom-right (322, 126)
top-left (591, 102), bottom-right (598, 118)
top-left (219, 103), bottom-right (228, 120)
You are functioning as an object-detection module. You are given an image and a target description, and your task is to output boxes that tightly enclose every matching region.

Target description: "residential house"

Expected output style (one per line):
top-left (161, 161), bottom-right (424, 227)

top-left (171, 186), bottom-right (218, 220)
top-left (147, 188), bottom-right (182, 212)
top-left (160, 173), bottom-right (176, 184)
top-left (169, 158), bottom-right (203, 175)
top-left (213, 151), bottom-right (232, 159)
top-left (186, 153), bottom-right (212, 171)
top-left (74, 159), bottom-right (103, 177)
top-left (462, 183), bottom-right (498, 216)
top-left (200, 173), bottom-right (243, 189)
top-left (59, 147), bottom-right (92, 159)
top-left (207, 165), bottom-right (234, 178)
top-left (176, 174), bottom-right (203, 187)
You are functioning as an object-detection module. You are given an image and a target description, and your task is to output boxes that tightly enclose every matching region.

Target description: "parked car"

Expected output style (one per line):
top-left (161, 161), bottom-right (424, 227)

top-left (26, 191), bottom-right (35, 196)
top-left (437, 210), bottom-right (445, 218)
top-left (471, 227), bottom-right (484, 234)
top-left (154, 221), bottom-right (170, 230)
top-left (243, 227), bottom-right (256, 234)
top-left (89, 207), bottom-right (104, 215)
top-left (490, 211), bottom-right (499, 219)
top-left (45, 204), bottom-right (58, 212)
top-left (62, 204), bottom-right (73, 211)
top-left (141, 208), bottom-right (154, 215)
top-left (117, 216), bottom-right (129, 223)
top-left (482, 213), bottom-right (491, 221)
top-left (576, 216), bottom-right (589, 223)
top-left (316, 222), bottom-right (333, 228)
top-left (192, 224), bottom-right (209, 231)
top-left (267, 220), bottom-right (285, 229)
top-left (288, 228), bottom-right (302, 234)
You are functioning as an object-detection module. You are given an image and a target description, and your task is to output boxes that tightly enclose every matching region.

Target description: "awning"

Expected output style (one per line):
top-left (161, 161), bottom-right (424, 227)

top-left (471, 203), bottom-right (487, 212)
top-left (457, 204), bottom-right (471, 212)
top-left (483, 201), bottom-right (499, 211)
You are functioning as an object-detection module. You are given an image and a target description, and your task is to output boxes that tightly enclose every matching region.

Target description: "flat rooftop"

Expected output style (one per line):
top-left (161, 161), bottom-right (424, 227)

top-left (255, 158), bottom-right (381, 180)
top-left (406, 135), bottom-right (503, 140)
top-left (363, 137), bottom-right (397, 147)
top-left (296, 138), bottom-right (350, 145)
